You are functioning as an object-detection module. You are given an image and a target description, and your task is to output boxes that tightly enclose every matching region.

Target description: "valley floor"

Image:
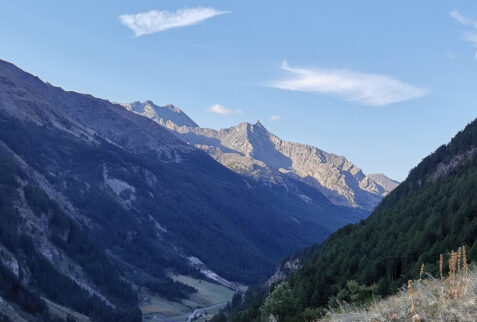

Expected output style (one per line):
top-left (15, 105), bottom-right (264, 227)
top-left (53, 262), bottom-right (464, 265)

top-left (141, 275), bottom-right (236, 322)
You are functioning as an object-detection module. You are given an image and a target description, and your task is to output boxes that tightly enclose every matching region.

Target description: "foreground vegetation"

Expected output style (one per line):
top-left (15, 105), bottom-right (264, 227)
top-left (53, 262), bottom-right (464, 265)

top-left (324, 249), bottom-right (476, 321)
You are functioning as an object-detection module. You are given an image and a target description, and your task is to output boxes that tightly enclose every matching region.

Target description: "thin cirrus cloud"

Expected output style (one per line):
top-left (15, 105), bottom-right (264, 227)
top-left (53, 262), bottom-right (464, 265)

top-left (450, 10), bottom-right (477, 59)
top-left (268, 61), bottom-right (429, 106)
top-left (207, 104), bottom-right (243, 115)
top-left (270, 115), bottom-right (281, 121)
top-left (450, 10), bottom-right (477, 29)
top-left (119, 7), bottom-right (229, 37)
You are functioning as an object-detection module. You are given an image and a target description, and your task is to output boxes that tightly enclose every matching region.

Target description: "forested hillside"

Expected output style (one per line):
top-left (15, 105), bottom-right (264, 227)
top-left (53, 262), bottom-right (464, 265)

top-left (0, 146), bottom-right (142, 322)
top-left (222, 118), bottom-right (477, 322)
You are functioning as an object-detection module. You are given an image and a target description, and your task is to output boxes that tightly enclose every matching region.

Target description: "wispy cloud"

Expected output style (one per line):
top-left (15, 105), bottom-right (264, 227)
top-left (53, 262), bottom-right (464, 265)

top-left (450, 10), bottom-right (477, 29)
top-left (450, 10), bottom-right (477, 59)
top-left (269, 62), bottom-right (428, 106)
top-left (206, 104), bottom-right (243, 115)
top-left (119, 8), bottom-right (229, 37)
top-left (270, 115), bottom-right (281, 121)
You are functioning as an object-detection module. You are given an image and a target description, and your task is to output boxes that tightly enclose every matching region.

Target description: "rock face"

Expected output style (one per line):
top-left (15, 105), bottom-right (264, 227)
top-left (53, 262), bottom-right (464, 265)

top-left (264, 258), bottom-right (301, 288)
top-left (124, 103), bottom-right (398, 210)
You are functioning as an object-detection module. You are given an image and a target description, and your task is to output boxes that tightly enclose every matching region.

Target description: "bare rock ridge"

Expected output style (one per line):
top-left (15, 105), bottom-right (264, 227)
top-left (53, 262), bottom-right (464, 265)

top-left (122, 101), bottom-right (199, 128)
top-left (124, 101), bottom-right (399, 210)
top-left (0, 62), bottom-right (191, 161)
top-left (366, 173), bottom-right (399, 192)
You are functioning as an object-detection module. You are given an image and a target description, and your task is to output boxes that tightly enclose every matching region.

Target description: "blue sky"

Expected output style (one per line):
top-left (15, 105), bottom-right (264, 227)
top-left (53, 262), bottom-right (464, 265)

top-left (1, 1), bottom-right (476, 181)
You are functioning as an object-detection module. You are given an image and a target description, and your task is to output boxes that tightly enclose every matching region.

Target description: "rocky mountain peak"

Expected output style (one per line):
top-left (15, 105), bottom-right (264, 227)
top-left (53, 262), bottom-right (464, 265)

top-left (122, 101), bottom-right (199, 128)
top-left (121, 100), bottom-right (398, 210)
top-left (254, 120), bottom-right (265, 129)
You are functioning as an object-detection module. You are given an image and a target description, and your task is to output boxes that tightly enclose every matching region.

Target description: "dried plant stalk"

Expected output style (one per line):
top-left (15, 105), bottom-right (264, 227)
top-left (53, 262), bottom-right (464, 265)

top-left (439, 254), bottom-right (444, 280)
top-left (408, 280), bottom-right (421, 322)
top-left (457, 247), bottom-right (462, 273)
top-left (449, 251), bottom-right (456, 277)
top-left (463, 245), bottom-right (468, 277)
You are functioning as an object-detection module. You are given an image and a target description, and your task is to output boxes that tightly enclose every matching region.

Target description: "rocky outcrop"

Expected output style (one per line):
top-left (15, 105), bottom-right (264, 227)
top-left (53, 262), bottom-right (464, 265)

top-left (265, 258), bottom-right (301, 288)
top-left (427, 147), bottom-right (477, 183)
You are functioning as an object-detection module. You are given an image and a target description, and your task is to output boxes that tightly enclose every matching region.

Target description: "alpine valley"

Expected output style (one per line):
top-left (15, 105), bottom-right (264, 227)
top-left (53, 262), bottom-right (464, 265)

top-left (2, 1), bottom-right (477, 321)
top-left (0, 60), bottom-right (397, 321)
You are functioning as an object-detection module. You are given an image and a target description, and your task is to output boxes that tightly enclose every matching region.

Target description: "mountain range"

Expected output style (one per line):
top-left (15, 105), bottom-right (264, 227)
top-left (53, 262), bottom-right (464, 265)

top-left (0, 60), bottom-right (377, 321)
top-left (121, 100), bottom-right (398, 210)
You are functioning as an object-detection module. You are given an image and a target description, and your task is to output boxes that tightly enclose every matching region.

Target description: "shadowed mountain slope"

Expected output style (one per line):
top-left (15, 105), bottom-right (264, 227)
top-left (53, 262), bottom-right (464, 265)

top-left (0, 59), bottom-right (367, 321)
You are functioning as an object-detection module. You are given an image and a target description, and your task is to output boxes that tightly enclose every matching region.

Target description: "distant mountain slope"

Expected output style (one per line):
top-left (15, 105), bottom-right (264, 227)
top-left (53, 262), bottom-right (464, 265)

top-left (0, 144), bottom-right (142, 322)
top-left (232, 118), bottom-right (477, 322)
top-left (122, 102), bottom-right (398, 210)
top-left (0, 59), bottom-right (367, 321)
top-left (366, 173), bottom-right (399, 192)
top-left (122, 101), bottom-right (199, 128)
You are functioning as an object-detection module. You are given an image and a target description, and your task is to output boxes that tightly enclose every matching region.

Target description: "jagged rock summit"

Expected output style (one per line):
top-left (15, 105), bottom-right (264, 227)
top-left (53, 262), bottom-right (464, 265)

top-left (124, 101), bottom-right (398, 210)
top-left (121, 101), bottom-right (199, 128)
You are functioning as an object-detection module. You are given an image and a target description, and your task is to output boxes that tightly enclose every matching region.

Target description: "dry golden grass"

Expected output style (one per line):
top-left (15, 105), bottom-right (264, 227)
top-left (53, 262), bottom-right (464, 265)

top-left (322, 247), bottom-right (476, 321)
